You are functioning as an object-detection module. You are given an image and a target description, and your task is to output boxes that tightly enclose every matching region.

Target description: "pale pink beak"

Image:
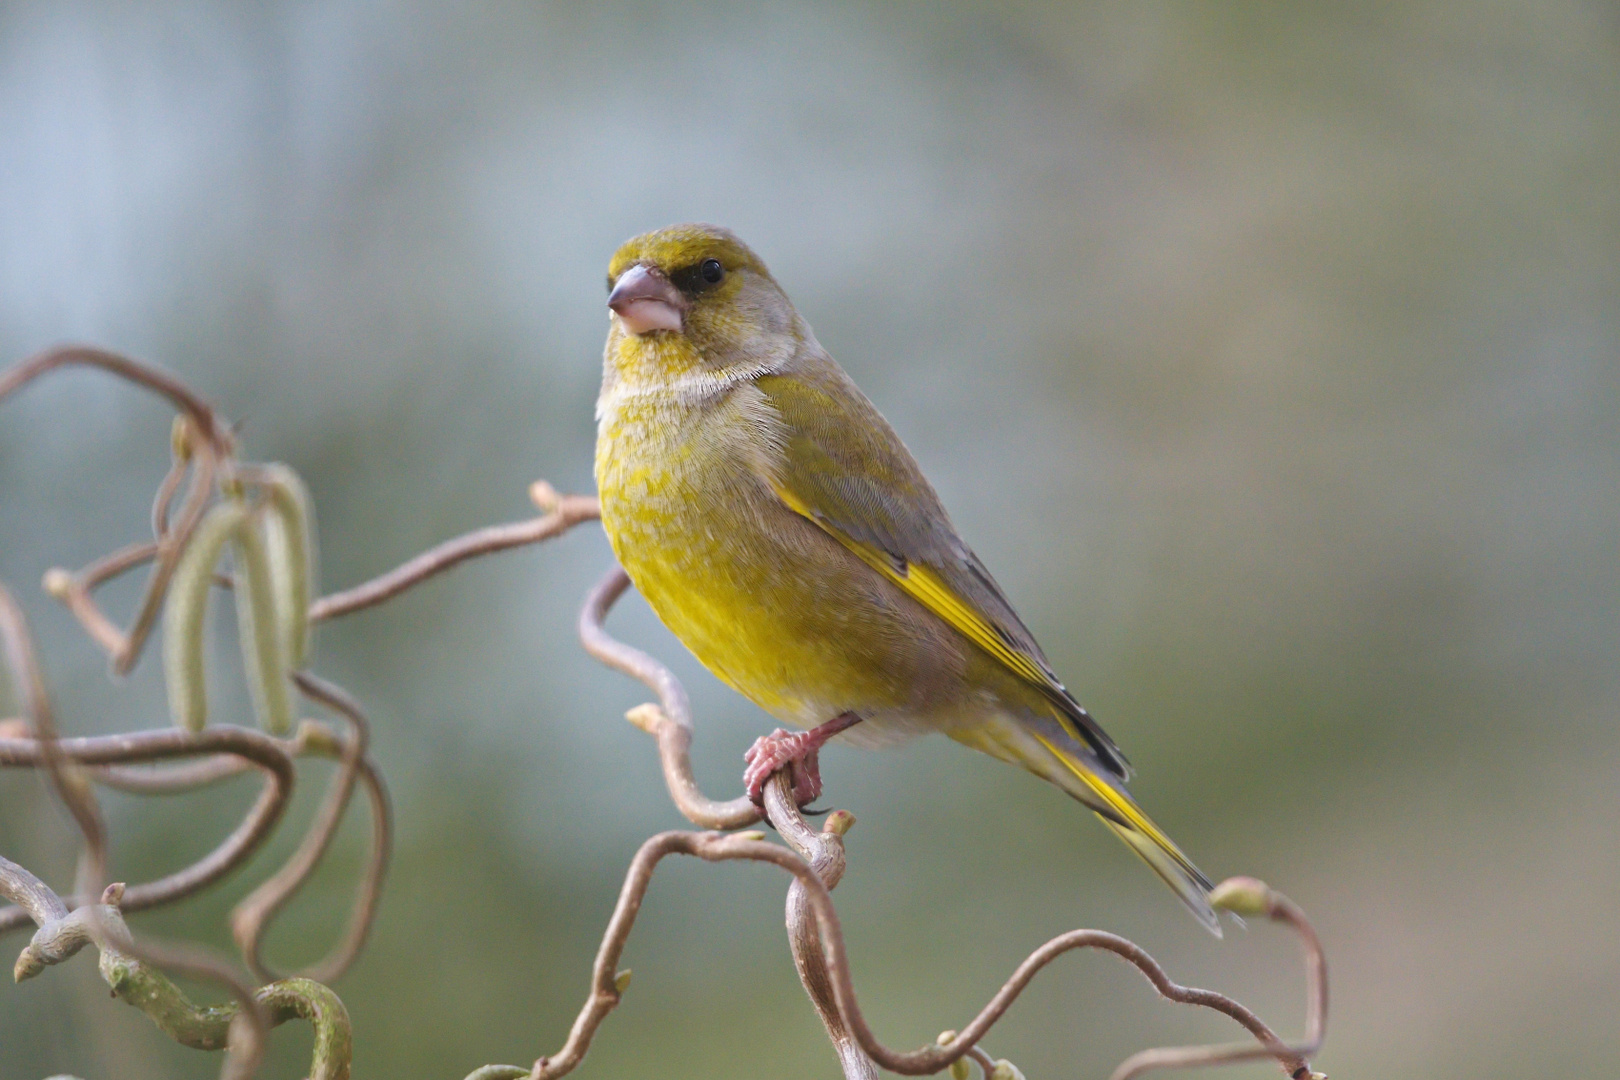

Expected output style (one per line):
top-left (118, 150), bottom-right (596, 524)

top-left (607, 264), bottom-right (685, 335)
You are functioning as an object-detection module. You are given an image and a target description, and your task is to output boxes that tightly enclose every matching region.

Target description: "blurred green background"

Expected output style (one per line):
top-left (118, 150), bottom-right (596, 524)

top-left (1, 3), bottom-right (1617, 1077)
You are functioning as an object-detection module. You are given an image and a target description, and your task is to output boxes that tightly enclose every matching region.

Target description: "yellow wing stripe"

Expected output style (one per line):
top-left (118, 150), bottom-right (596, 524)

top-left (903, 563), bottom-right (1053, 685)
top-left (774, 483), bottom-right (1057, 692)
top-left (1030, 731), bottom-right (1205, 883)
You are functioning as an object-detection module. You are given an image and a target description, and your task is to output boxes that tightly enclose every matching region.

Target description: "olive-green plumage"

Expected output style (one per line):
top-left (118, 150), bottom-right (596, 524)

top-left (595, 223), bottom-right (1218, 933)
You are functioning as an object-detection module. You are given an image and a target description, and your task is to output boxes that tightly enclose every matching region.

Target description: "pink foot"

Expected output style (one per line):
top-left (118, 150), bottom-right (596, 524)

top-left (744, 729), bottom-right (823, 807)
top-left (742, 711), bottom-right (863, 808)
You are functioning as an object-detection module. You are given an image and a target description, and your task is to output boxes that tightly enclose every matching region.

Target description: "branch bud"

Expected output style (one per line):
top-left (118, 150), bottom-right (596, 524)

top-left (14, 944), bottom-right (44, 982)
top-left (989, 1059), bottom-right (1026, 1080)
top-left (294, 718), bottom-right (342, 755)
top-left (529, 480), bottom-right (561, 512)
top-left (1209, 876), bottom-right (1276, 918)
top-left (613, 969), bottom-right (632, 994)
top-left (822, 809), bottom-right (856, 837)
top-left (41, 568), bottom-right (73, 599)
top-left (624, 703), bottom-right (664, 734)
top-left (734, 831), bottom-right (767, 842)
top-left (170, 414), bottom-right (194, 461)
top-left (934, 1030), bottom-right (971, 1080)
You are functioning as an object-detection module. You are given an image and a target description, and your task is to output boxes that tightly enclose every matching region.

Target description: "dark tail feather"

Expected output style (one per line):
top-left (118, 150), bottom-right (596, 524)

top-left (1034, 731), bottom-right (1220, 936)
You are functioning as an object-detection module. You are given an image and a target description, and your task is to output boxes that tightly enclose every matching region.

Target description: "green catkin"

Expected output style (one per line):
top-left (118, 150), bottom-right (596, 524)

top-left (162, 502), bottom-right (246, 732)
top-left (233, 510), bottom-right (293, 736)
top-left (258, 464), bottom-right (317, 667)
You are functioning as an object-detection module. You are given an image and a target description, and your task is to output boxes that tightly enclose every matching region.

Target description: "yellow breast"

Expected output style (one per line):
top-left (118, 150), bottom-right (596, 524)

top-left (594, 365), bottom-right (950, 727)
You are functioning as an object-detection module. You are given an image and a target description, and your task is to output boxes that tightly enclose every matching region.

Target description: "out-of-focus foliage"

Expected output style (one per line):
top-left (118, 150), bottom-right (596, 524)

top-left (1, 3), bottom-right (1615, 1077)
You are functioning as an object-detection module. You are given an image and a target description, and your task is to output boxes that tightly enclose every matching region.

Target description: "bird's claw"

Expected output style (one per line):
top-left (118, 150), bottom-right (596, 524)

top-left (743, 728), bottom-right (823, 807)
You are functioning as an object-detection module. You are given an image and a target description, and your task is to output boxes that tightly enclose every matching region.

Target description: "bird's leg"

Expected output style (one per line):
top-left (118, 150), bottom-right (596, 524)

top-left (743, 711), bottom-right (863, 807)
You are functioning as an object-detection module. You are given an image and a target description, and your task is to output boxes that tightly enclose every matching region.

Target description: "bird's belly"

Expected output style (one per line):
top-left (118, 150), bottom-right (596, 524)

top-left (596, 402), bottom-right (964, 729)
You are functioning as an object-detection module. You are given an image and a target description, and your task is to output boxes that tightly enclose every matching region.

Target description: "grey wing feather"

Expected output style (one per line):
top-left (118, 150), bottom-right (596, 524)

top-left (758, 348), bottom-right (1131, 778)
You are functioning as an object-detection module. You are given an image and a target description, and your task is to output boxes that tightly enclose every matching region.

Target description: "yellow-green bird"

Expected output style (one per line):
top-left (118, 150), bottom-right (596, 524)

top-left (595, 223), bottom-right (1219, 933)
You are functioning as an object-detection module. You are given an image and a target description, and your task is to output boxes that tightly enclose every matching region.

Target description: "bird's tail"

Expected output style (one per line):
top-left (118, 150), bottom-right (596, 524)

top-left (1029, 729), bottom-right (1221, 936)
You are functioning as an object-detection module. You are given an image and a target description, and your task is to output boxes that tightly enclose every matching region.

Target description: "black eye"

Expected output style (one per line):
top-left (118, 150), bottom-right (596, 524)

top-left (670, 258), bottom-right (728, 296)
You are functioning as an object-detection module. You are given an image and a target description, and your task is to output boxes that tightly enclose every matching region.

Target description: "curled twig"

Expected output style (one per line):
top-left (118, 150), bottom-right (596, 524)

top-left (0, 345), bottom-right (228, 449)
top-left (763, 773), bottom-right (875, 1079)
top-left (0, 565), bottom-right (271, 1080)
top-left (72, 714), bottom-right (390, 983)
top-left (477, 825), bottom-right (1321, 1080)
top-left (4, 338), bottom-right (1327, 1080)
top-left (1107, 878), bottom-right (1327, 1080)
top-left (2, 347), bottom-right (373, 1080)
top-left (309, 481), bottom-right (599, 622)
top-left (115, 444), bottom-right (219, 675)
top-left (39, 448), bottom-right (216, 674)
top-left (1, 854), bottom-right (78, 979)
top-left (152, 435), bottom-right (192, 536)
top-left (581, 571), bottom-right (1325, 1080)
top-left (231, 672), bottom-right (393, 985)
top-left (95, 906), bottom-right (275, 1080)
top-left (1, 347), bottom-right (234, 674)
top-left (762, 765), bottom-right (1317, 1078)
top-left (0, 583), bottom-right (108, 886)
top-left (40, 540), bottom-right (160, 659)
top-left (580, 565), bottom-right (760, 830)
top-left (0, 727), bottom-right (297, 935)
top-left (89, 750), bottom-right (262, 793)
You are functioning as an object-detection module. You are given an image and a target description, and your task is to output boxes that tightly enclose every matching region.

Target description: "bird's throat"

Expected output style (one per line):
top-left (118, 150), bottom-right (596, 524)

top-left (609, 328), bottom-right (706, 385)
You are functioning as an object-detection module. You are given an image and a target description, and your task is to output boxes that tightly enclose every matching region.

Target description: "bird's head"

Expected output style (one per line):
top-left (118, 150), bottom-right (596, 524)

top-left (605, 224), bottom-right (798, 382)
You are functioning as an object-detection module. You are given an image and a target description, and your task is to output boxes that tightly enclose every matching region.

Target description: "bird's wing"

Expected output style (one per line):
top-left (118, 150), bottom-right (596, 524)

top-left (754, 366), bottom-right (1130, 778)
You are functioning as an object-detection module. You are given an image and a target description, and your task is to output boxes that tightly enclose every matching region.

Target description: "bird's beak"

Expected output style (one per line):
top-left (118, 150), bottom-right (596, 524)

top-left (608, 264), bottom-right (685, 335)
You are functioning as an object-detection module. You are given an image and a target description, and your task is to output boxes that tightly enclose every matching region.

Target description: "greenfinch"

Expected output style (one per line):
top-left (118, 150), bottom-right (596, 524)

top-left (595, 223), bottom-right (1218, 933)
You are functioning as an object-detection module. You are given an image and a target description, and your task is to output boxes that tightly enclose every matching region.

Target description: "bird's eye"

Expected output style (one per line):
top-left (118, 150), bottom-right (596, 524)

top-left (670, 258), bottom-right (727, 296)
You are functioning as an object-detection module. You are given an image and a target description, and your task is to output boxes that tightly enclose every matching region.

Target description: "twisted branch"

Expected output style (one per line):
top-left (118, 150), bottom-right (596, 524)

top-left (3, 342), bottom-right (1329, 1080)
top-left (0, 727), bottom-right (297, 934)
top-left (763, 773), bottom-right (876, 1079)
top-left (231, 671), bottom-right (392, 985)
top-left (0, 346), bottom-right (227, 447)
top-left (569, 566), bottom-right (1328, 1080)
top-left (578, 565), bottom-right (761, 830)
top-left (38, 446), bottom-right (219, 674)
top-left (1, 347), bottom-right (383, 1080)
top-left (470, 817), bottom-right (1326, 1080)
top-left (39, 540), bottom-right (160, 659)
top-left (1108, 880), bottom-right (1325, 1080)
top-left (0, 584), bottom-right (108, 886)
top-left (309, 481), bottom-right (600, 622)
top-left (3, 348), bottom-right (237, 674)
top-left (0, 869), bottom-right (350, 1080)
top-left (0, 574), bottom-right (273, 1080)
